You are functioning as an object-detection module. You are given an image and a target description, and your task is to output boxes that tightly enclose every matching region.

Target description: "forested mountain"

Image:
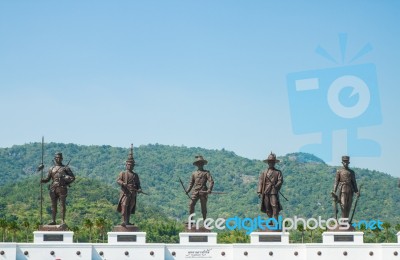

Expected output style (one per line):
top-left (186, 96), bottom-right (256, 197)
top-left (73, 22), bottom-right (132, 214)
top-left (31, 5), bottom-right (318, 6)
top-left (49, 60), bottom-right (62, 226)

top-left (0, 142), bottom-right (399, 243)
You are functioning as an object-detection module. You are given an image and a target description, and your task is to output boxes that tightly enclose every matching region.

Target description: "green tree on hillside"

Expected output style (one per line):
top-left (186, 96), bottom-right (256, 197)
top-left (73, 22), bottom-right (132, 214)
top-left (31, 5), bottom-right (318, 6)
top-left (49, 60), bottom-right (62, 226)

top-left (218, 229), bottom-right (249, 243)
top-left (297, 223), bottom-right (305, 243)
top-left (8, 221), bottom-right (19, 242)
top-left (382, 222), bottom-right (391, 242)
top-left (84, 218), bottom-right (94, 242)
top-left (0, 218), bottom-right (7, 242)
top-left (22, 219), bottom-right (30, 242)
top-left (95, 217), bottom-right (107, 243)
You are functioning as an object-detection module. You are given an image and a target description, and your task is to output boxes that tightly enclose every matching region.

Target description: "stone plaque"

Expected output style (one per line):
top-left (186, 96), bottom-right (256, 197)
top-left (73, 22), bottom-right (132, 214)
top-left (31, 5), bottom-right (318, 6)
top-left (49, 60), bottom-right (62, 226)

top-left (259, 235), bottom-right (282, 242)
top-left (188, 236), bottom-right (208, 242)
top-left (334, 235), bottom-right (354, 242)
top-left (117, 235), bottom-right (137, 242)
top-left (43, 234), bottom-right (64, 242)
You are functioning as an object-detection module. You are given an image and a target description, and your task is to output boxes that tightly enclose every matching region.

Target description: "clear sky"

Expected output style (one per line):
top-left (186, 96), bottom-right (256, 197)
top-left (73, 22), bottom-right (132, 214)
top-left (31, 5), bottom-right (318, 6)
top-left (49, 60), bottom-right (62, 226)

top-left (1, 1), bottom-right (399, 177)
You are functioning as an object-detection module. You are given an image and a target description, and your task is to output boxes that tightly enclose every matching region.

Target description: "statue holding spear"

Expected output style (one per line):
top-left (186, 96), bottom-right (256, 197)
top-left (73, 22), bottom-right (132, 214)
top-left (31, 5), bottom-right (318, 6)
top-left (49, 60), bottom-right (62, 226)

top-left (39, 148), bottom-right (75, 226)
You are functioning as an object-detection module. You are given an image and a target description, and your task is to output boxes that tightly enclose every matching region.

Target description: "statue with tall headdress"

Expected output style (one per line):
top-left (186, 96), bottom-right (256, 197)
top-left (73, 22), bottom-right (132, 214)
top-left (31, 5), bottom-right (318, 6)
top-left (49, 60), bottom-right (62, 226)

top-left (116, 144), bottom-right (142, 227)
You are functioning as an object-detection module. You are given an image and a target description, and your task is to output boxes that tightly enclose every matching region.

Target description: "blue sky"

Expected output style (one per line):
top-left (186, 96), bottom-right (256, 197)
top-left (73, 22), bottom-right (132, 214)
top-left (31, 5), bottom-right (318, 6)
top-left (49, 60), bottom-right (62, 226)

top-left (1, 1), bottom-right (399, 177)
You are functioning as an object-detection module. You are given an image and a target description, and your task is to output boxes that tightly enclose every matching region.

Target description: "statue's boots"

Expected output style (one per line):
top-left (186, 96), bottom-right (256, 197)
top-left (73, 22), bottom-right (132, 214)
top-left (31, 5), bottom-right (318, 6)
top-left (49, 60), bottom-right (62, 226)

top-left (121, 216), bottom-right (126, 227)
top-left (273, 215), bottom-right (280, 230)
top-left (126, 212), bottom-right (133, 225)
top-left (61, 211), bottom-right (65, 225)
top-left (60, 200), bottom-right (66, 225)
top-left (48, 211), bottom-right (57, 225)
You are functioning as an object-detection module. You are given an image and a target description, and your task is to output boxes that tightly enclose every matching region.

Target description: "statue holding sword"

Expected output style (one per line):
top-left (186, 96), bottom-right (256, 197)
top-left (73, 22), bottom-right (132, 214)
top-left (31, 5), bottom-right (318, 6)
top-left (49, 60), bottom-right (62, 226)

top-left (184, 155), bottom-right (214, 221)
top-left (332, 156), bottom-right (360, 223)
top-left (257, 152), bottom-right (284, 222)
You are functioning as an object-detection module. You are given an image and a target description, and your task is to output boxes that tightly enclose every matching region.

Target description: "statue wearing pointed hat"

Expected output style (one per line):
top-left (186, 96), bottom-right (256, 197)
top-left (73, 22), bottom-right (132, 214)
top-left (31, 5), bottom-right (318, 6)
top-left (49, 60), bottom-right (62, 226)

top-left (116, 144), bottom-right (142, 227)
top-left (186, 155), bottom-right (214, 221)
top-left (257, 152), bottom-right (283, 222)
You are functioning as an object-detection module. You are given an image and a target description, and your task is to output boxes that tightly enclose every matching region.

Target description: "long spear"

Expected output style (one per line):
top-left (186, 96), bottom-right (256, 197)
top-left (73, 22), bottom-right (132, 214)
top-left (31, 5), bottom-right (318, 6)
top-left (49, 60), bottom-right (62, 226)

top-left (38, 137), bottom-right (44, 225)
top-left (40, 137), bottom-right (44, 224)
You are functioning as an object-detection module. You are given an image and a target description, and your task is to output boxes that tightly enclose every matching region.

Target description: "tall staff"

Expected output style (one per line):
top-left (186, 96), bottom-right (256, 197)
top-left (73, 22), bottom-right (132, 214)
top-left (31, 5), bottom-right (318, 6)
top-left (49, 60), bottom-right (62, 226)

top-left (36, 137), bottom-right (45, 225)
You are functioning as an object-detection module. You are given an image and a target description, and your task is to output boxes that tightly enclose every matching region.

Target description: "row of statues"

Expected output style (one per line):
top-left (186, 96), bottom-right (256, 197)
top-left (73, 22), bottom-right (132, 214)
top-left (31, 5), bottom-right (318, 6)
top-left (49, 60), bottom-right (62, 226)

top-left (38, 146), bottom-right (360, 230)
top-left (257, 153), bottom-right (360, 222)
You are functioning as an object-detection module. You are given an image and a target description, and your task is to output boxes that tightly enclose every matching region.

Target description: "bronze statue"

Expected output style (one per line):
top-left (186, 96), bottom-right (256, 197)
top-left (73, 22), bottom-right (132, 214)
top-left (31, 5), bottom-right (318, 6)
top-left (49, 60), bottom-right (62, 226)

top-left (257, 152), bottom-right (283, 221)
top-left (116, 145), bottom-right (142, 227)
top-left (333, 156), bottom-right (359, 220)
top-left (40, 152), bottom-right (75, 225)
top-left (186, 155), bottom-right (214, 221)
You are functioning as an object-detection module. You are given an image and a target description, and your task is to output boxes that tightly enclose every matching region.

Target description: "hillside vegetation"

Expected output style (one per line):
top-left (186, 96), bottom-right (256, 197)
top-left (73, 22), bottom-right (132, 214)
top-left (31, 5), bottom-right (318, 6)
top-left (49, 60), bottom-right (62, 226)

top-left (0, 142), bottom-right (399, 243)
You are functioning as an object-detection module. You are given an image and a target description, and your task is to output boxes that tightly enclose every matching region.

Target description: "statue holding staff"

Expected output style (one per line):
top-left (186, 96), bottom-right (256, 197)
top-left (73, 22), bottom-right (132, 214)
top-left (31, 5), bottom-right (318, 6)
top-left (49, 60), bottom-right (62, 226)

top-left (40, 152), bottom-right (75, 225)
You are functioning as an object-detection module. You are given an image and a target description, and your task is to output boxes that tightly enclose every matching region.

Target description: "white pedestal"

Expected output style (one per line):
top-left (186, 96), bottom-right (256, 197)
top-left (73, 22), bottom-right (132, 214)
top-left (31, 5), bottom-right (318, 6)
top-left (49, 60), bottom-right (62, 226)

top-left (179, 232), bottom-right (217, 244)
top-left (107, 232), bottom-right (146, 244)
top-left (33, 231), bottom-right (74, 243)
top-left (323, 231), bottom-right (364, 244)
top-left (250, 232), bottom-right (290, 244)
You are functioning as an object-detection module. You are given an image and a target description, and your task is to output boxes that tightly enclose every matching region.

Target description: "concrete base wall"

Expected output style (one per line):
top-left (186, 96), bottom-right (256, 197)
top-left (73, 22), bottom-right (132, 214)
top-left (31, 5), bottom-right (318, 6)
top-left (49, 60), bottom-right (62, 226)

top-left (0, 232), bottom-right (399, 260)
